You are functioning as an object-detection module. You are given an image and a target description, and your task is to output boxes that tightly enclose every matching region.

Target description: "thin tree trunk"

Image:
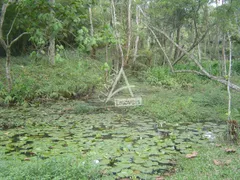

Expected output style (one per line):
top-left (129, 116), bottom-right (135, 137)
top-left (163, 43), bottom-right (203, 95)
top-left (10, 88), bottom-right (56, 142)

top-left (125, 0), bottom-right (132, 65)
top-left (89, 6), bottom-right (94, 38)
top-left (198, 43), bottom-right (201, 62)
top-left (49, 35), bottom-right (55, 65)
top-left (105, 44), bottom-right (109, 63)
top-left (48, 0), bottom-right (55, 66)
top-left (1, 1), bottom-right (12, 92)
top-left (111, 0), bottom-right (124, 68)
top-left (6, 47), bottom-right (12, 92)
top-left (89, 5), bottom-right (96, 59)
top-left (227, 32), bottom-right (232, 121)
top-left (214, 27), bottom-right (220, 60)
top-left (169, 32), bottom-right (175, 61)
top-left (222, 34), bottom-right (227, 76)
top-left (174, 27), bottom-right (181, 61)
top-left (133, 5), bottom-right (140, 64)
top-left (0, 2), bottom-right (9, 51)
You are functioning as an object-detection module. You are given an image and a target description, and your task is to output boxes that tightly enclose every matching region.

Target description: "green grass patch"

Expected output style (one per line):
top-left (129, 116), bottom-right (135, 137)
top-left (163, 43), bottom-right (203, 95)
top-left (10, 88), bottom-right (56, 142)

top-left (167, 143), bottom-right (240, 180)
top-left (134, 84), bottom-right (229, 123)
top-left (0, 154), bottom-right (103, 180)
top-left (135, 66), bottom-right (240, 123)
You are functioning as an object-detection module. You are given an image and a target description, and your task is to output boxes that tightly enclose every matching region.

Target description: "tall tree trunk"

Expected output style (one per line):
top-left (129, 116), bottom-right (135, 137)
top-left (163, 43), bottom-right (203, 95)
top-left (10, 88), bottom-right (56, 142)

top-left (1, 1), bottom-right (11, 91)
top-left (105, 44), bottom-right (109, 63)
top-left (125, 0), bottom-right (132, 65)
top-left (214, 27), bottom-right (220, 60)
top-left (48, 0), bottom-right (55, 66)
top-left (133, 5), bottom-right (140, 64)
top-left (6, 47), bottom-right (12, 92)
top-left (49, 35), bottom-right (55, 65)
top-left (169, 32), bottom-right (175, 61)
top-left (227, 32), bottom-right (232, 121)
top-left (111, 0), bottom-right (124, 68)
top-left (173, 27), bottom-right (181, 61)
top-left (89, 5), bottom-right (96, 59)
top-left (222, 34), bottom-right (227, 76)
top-left (198, 43), bottom-right (201, 62)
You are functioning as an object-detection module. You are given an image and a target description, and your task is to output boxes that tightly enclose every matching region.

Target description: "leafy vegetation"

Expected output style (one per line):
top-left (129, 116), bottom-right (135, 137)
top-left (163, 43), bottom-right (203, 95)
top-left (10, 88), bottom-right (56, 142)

top-left (0, 51), bottom-right (103, 105)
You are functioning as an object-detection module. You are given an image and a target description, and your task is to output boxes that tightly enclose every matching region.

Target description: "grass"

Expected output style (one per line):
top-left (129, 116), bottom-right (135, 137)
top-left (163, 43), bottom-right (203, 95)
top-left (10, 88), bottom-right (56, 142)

top-left (167, 142), bottom-right (240, 180)
top-left (0, 154), bottom-right (103, 180)
top-left (133, 67), bottom-right (240, 124)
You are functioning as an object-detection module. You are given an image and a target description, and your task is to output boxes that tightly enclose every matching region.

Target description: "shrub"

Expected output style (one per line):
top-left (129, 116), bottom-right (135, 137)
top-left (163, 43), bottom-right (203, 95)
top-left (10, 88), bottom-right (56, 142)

top-left (145, 67), bottom-right (179, 88)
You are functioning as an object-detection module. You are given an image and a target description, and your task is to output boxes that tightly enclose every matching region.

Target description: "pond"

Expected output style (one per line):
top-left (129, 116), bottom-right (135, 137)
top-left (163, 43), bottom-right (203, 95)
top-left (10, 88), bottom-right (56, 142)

top-left (0, 102), bottom-right (226, 179)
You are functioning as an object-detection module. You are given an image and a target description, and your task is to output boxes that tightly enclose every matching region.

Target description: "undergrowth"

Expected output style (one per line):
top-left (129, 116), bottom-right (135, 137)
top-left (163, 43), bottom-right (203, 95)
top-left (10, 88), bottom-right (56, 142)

top-left (0, 51), bottom-right (104, 105)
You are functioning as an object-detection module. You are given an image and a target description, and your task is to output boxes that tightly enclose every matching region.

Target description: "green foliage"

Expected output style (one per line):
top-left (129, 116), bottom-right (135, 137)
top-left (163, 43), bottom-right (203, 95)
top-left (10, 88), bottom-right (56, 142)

top-left (0, 53), bottom-right (102, 105)
top-left (76, 27), bottom-right (96, 52)
top-left (55, 44), bottom-right (65, 62)
top-left (145, 67), bottom-right (179, 88)
top-left (0, 155), bottom-right (102, 180)
top-left (232, 60), bottom-right (240, 75)
top-left (95, 24), bottom-right (117, 46)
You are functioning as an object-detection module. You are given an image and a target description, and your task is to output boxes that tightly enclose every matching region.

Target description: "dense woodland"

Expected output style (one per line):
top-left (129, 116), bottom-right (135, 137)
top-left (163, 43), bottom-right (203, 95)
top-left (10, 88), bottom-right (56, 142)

top-left (1, 0), bottom-right (240, 179)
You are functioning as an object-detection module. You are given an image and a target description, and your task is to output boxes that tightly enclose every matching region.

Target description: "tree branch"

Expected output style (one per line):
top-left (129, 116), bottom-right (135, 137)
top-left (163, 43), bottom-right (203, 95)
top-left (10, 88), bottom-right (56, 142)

top-left (145, 23), bottom-right (174, 72)
top-left (172, 24), bottom-right (214, 65)
top-left (10, 32), bottom-right (29, 47)
top-left (7, 10), bottom-right (19, 45)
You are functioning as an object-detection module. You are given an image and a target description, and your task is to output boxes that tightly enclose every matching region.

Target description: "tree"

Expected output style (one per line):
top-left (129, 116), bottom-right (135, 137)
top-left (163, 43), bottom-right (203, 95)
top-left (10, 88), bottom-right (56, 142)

top-left (0, 0), bottom-right (29, 91)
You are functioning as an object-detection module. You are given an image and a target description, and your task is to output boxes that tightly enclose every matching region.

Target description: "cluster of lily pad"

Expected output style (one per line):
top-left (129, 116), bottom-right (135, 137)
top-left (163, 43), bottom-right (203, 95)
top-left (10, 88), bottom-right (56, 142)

top-left (0, 104), bottom-right (226, 179)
